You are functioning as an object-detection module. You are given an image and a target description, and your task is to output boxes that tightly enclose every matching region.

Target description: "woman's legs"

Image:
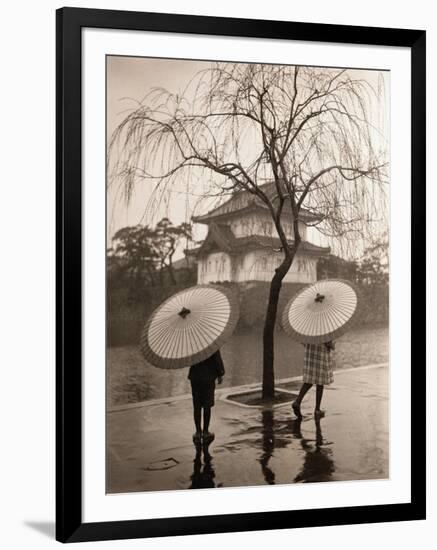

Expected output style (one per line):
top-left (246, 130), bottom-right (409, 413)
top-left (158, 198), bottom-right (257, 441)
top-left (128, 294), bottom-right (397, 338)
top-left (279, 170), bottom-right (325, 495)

top-left (296, 383), bottom-right (313, 405)
top-left (203, 406), bottom-right (215, 441)
top-left (292, 383), bottom-right (312, 418)
top-left (193, 405), bottom-right (213, 435)
top-left (315, 384), bottom-right (324, 411)
top-left (293, 384), bottom-right (326, 418)
top-left (193, 404), bottom-right (202, 434)
top-left (203, 406), bottom-right (211, 433)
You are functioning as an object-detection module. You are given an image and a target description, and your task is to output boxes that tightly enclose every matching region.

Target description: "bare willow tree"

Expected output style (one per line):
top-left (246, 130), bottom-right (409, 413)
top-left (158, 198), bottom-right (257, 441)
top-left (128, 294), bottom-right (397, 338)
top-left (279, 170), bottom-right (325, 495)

top-left (109, 62), bottom-right (388, 399)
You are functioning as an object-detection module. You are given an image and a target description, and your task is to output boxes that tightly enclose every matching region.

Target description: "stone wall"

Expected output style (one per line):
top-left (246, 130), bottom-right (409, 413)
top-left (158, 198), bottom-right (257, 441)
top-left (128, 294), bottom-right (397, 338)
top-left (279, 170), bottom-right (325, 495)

top-left (107, 284), bottom-right (193, 347)
top-left (107, 280), bottom-right (388, 347)
top-left (234, 281), bottom-right (388, 330)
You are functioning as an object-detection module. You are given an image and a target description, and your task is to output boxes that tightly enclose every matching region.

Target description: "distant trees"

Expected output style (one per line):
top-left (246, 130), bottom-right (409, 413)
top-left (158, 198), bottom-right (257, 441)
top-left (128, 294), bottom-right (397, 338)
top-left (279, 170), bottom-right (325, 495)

top-left (318, 232), bottom-right (388, 286)
top-left (356, 232), bottom-right (388, 286)
top-left (153, 218), bottom-right (192, 285)
top-left (317, 254), bottom-right (358, 282)
top-left (107, 218), bottom-right (193, 299)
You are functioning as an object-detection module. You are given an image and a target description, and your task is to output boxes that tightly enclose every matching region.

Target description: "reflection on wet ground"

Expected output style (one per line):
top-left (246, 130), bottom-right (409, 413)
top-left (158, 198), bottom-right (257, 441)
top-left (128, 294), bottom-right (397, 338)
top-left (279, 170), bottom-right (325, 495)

top-left (260, 410), bottom-right (275, 484)
top-left (107, 366), bottom-right (388, 493)
top-left (212, 410), bottom-right (336, 487)
top-left (185, 409), bottom-right (337, 489)
top-left (190, 439), bottom-right (220, 489)
top-left (258, 411), bottom-right (336, 484)
top-left (292, 417), bottom-right (335, 483)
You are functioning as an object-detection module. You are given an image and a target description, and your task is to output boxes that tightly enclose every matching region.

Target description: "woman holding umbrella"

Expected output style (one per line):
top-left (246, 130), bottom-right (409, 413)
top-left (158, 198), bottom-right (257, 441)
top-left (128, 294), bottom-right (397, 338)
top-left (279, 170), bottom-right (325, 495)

top-left (188, 350), bottom-right (225, 444)
top-left (141, 284), bottom-right (239, 445)
top-left (282, 280), bottom-right (359, 419)
top-left (291, 340), bottom-right (335, 419)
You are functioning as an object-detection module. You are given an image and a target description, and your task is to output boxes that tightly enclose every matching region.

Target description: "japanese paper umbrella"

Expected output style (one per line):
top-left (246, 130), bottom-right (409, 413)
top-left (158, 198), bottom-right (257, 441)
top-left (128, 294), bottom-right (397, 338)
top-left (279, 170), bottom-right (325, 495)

top-left (140, 285), bottom-right (239, 369)
top-left (281, 279), bottom-right (359, 344)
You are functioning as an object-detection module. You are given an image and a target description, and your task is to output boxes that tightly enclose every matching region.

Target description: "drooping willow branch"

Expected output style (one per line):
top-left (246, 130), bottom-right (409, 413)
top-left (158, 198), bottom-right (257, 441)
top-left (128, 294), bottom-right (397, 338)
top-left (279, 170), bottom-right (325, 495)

top-left (108, 62), bottom-right (388, 259)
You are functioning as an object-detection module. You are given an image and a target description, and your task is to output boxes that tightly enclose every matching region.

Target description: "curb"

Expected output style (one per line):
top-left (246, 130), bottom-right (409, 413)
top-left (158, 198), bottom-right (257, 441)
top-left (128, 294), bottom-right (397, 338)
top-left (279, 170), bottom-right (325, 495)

top-left (107, 362), bottom-right (388, 413)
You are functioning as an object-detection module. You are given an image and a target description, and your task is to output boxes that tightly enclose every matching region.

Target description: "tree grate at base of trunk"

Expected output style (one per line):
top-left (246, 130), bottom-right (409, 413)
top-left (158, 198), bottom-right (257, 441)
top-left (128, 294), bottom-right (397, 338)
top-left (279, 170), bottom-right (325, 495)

top-left (225, 388), bottom-right (297, 408)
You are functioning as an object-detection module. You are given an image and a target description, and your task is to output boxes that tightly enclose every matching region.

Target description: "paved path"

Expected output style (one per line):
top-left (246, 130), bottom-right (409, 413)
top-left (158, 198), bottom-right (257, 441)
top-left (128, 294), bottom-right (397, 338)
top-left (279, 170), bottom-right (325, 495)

top-left (107, 364), bottom-right (388, 493)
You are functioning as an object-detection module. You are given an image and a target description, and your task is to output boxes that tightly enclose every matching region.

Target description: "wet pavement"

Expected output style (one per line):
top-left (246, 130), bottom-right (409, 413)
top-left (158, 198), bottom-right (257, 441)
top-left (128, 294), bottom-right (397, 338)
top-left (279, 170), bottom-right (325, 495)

top-left (107, 364), bottom-right (388, 493)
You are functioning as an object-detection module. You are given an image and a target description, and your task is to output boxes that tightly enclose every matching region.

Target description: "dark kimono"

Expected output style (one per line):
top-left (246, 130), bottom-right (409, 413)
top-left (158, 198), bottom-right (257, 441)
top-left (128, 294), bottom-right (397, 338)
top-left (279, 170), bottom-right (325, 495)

top-left (188, 351), bottom-right (225, 408)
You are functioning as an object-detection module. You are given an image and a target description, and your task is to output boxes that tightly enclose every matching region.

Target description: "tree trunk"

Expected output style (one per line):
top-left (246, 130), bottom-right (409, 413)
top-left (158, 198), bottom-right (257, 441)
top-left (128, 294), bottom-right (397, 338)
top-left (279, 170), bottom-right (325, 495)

top-left (262, 256), bottom-right (293, 400)
top-left (146, 265), bottom-right (156, 286)
top-left (167, 254), bottom-right (177, 285)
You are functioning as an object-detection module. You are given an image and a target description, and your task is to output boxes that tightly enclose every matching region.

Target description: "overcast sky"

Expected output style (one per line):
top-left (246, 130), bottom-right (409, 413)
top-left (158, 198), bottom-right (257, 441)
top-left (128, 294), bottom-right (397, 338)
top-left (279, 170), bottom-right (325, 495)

top-left (107, 56), bottom-right (212, 245)
top-left (106, 56), bottom-right (389, 259)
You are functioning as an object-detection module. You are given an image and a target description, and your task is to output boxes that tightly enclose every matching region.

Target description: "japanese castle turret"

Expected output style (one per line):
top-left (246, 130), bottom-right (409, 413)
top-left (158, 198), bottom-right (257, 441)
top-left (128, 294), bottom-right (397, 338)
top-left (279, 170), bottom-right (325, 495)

top-left (189, 184), bottom-right (330, 285)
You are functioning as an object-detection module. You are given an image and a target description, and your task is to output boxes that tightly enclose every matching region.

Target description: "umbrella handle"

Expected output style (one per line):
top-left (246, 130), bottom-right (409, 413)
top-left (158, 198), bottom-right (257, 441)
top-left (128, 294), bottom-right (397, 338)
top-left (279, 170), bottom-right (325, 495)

top-left (315, 293), bottom-right (325, 303)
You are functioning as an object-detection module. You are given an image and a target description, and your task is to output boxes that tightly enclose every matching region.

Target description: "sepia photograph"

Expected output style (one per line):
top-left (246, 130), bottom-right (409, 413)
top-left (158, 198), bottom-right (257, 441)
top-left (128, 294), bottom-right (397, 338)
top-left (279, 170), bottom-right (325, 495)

top-left (105, 55), bottom-right (389, 494)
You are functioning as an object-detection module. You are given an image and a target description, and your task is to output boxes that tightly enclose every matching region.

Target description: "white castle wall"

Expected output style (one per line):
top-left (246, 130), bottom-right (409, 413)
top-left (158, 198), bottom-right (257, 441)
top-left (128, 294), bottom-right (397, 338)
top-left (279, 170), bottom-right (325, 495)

top-left (198, 251), bottom-right (232, 283)
top-left (198, 249), bottom-right (317, 284)
top-left (229, 212), bottom-right (307, 241)
top-left (238, 250), bottom-right (316, 283)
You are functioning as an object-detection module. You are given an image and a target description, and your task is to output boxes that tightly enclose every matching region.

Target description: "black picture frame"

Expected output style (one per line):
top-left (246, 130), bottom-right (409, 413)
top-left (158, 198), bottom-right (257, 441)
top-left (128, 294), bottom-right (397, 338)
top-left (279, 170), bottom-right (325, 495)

top-left (56, 7), bottom-right (426, 543)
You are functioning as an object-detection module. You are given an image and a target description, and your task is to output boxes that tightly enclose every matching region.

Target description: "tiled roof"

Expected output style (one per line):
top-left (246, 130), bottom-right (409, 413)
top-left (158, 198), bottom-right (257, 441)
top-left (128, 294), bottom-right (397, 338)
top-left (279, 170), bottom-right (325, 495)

top-left (191, 223), bottom-right (330, 257)
top-left (232, 235), bottom-right (330, 255)
top-left (192, 182), bottom-right (320, 223)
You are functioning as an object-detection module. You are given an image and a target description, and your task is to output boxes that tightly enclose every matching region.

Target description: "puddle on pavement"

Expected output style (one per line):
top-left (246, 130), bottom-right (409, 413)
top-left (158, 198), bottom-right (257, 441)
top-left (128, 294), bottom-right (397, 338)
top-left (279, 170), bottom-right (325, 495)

top-left (145, 457), bottom-right (179, 471)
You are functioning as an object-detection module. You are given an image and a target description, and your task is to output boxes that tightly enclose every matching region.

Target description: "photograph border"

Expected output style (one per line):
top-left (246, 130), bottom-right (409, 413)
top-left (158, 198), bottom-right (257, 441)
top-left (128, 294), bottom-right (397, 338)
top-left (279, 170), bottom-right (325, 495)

top-left (56, 7), bottom-right (426, 543)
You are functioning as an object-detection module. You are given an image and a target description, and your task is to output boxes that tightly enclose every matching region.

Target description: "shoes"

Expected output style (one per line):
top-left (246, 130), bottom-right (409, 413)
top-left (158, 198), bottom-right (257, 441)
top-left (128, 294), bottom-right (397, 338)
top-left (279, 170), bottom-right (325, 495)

top-left (314, 409), bottom-right (325, 419)
top-left (192, 432), bottom-right (202, 444)
top-left (202, 431), bottom-right (215, 443)
top-left (292, 401), bottom-right (302, 419)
